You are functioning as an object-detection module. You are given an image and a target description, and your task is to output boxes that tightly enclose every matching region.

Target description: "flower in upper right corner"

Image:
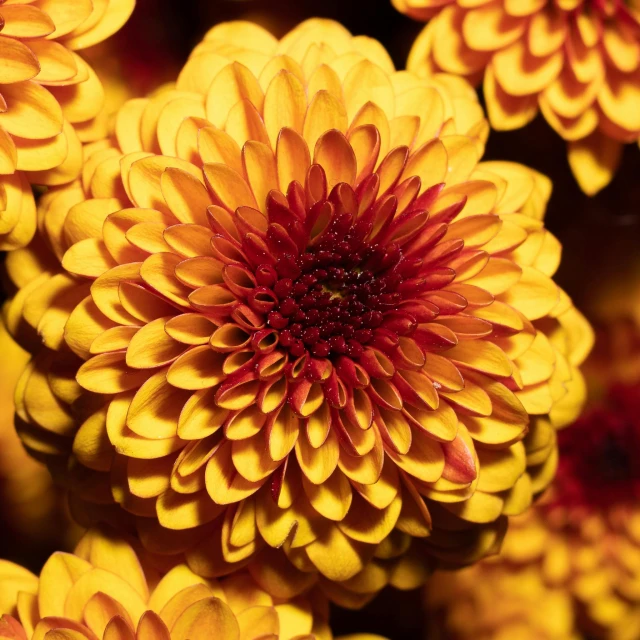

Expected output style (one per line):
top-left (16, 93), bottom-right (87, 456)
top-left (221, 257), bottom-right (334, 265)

top-left (0, 0), bottom-right (136, 252)
top-left (393, 0), bottom-right (640, 196)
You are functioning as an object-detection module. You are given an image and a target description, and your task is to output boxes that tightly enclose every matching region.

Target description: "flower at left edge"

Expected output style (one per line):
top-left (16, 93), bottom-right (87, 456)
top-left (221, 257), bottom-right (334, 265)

top-left (0, 317), bottom-right (76, 547)
top-left (0, 0), bottom-right (136, 251)
top-left (0, 526), bottom-right (388, 640)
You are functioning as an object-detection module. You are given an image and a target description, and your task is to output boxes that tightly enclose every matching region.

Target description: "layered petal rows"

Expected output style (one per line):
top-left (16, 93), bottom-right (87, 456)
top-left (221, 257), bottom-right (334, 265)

top-left (4, 19), bottom-right (593, 607)
top-left (0, 0), bottom-right (136, 251)
top-left (393, 0), bottom-right (640, 195)
top-left (0, 526), bottom-right (381, 640)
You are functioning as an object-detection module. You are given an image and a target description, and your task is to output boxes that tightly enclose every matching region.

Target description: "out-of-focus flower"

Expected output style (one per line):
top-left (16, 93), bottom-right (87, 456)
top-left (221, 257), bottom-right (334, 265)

top-left (393, 0), bottom-right (640, 196)
top-left (0, 318), bottom-right (55, 540)
top-left (5, 17), bottom-right (593, 608)
top-left (426, 381), bottom-right (640, 640)
top-left (0, 264), bottom-right (80, 550)
top-left (0, 526), bottom-right (386, 640)
top-left (426, 556), bottom-right (578, 640)
top-left (0, 0), bottom-right (136, 251)
top-left (584, 249), bottom-right (640, 390)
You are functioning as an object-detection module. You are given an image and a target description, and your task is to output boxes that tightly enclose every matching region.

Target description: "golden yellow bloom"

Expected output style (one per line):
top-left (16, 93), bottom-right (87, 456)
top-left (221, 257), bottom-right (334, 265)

top-left (6, 18), bottom-right (593, 607)
top-left (426, 382), bottom-right (640, 640)
top-left (394, 0), bottom-right (640, 195)
top-left (0, 0), bottom-right (136, 251)
top-left (0, 526), bottom-right (385, 640)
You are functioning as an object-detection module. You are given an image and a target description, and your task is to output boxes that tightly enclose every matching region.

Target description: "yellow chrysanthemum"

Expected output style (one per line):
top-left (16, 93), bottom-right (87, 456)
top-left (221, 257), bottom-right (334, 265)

top-left (0, 526), bottom-right (385, 640)
top-left (0, 0), bottom-right (136, 252)
top-left (393, 0), bottom-right (640, 195)
top-left (6, 18), bottom-right (593, 607)
top-left (426, 382), bottom-right (640, 640)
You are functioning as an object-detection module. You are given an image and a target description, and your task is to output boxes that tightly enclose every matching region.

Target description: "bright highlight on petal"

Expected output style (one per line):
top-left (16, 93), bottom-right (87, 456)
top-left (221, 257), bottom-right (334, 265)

top-left (5, 17), bottom-right (592, 608)
top-left (395, 0), bottom-right (640, 195)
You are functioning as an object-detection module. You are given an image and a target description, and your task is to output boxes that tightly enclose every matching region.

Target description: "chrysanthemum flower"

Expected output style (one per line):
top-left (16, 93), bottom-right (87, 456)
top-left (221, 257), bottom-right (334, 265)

top-left (426, 381), bottom-right (640, 640)
top-left (0, 526), bottom-right (384, 640)
top-left (393, 0), bottom-right (640, 195)
top-left (0, 0), bottom-right (136, 251)
top-left (5, 18), bottom-right (593, 607)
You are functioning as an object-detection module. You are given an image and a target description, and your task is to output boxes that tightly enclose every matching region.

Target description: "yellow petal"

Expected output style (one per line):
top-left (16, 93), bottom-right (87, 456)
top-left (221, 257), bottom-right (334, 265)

top-left (37, 0), bottom-right (93, 38)
top-left (338, 492), bottom-right (402, 545)
top-left (305, 526), bottom-right (366, 582)
top-left (0, 81), bottom-right (62, 139)
top-left (107, 392), bottom-right (185, 459)
top-left (204, 162), bottom-right (257, 212)
top-left (156, 489), bottom-right (224, 530)
top-left (276, 127), bottom-right (311, 191)
top-left (343, 59), bottom-right (395, 121)
top-left (303, 468), bottom-right (352, 521)
top-left (63, 568), bottom-right (147, 626)
top-left (64, 0), bottom-right (136, 50)
top-left (242, 140), bottom-right (278, 212)
top-left (313, 129), bottom-right (357, 191)
top-left (567, 132), bottom-right (622, 196)
top-left (484, 65), bottom-right (538, 131)
top-left (127, 371), bottom-right (189, 439)
top-left (303, 90), bottom-right (348, 153)
top-left (178, 388), bottom-right (228, 440)
top-left (264, 70), bottom-right (307, 148)
top-left (492, 40), bottom-right (563, 96)
top-left (37, 552), bottom-right (91, 617)
top-left (0, 36), bottom-right (40, 83)
top-left (206, 62), bottom-right (264, 128)
top-left (295, 427), bottom-right (339, 484)
top-left (205, 441), bottom-right (264, 504)
top-left (171, 597), bottom-right (240, 640)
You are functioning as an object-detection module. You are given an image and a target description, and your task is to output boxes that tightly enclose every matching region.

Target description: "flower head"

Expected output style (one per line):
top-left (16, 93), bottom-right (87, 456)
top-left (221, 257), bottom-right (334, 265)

top-left (7, 18), bottom-right (593, 607)
top-left (0, 526), bottom-right (381, 640)
top-left (394, 0), bottom-right (640, 195)
top-left (0, 0), bottom-right (136, 251)
top-left (426, 381), bottom-right (640, 640)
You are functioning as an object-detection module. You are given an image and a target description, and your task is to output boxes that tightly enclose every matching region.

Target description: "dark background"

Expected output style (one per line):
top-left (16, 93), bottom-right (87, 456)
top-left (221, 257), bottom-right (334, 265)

top-left (2, 1), bottom-right (639, 638)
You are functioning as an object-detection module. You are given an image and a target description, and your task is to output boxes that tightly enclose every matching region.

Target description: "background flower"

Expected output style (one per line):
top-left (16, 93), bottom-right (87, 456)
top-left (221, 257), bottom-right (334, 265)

top-left (425, 380), bottom-right (640, 640)
top-left (0, 319), bottom-right (79, 559)
top-left (0, 526), bottom-right (386, 640)
top-left (393, 0), bottom-right (640, 196)
top-left (2, 16), bottom-right (593, 609)
top-left (0, 0), bottom-right (136, 252)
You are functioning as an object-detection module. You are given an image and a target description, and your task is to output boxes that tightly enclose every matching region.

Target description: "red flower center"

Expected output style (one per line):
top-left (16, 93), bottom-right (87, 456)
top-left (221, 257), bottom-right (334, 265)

top-left (209, 167), bottom-right (463, 388)
top-left (265, 235), bottom-right (414, 361)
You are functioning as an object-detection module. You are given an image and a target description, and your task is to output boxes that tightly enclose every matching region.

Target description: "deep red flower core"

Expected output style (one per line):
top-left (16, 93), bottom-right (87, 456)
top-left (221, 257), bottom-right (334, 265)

top-left (553, 383), bottom-right (640, 511)
top-left (207, 165), bottom-right (468, 393)
top-left (266, 232), bottom-right (417, 361)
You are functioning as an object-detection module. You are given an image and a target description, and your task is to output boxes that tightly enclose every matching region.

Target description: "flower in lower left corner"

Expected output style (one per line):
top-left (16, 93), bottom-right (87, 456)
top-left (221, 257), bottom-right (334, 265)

top-left (0, 526), bottom-right (386, 640)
